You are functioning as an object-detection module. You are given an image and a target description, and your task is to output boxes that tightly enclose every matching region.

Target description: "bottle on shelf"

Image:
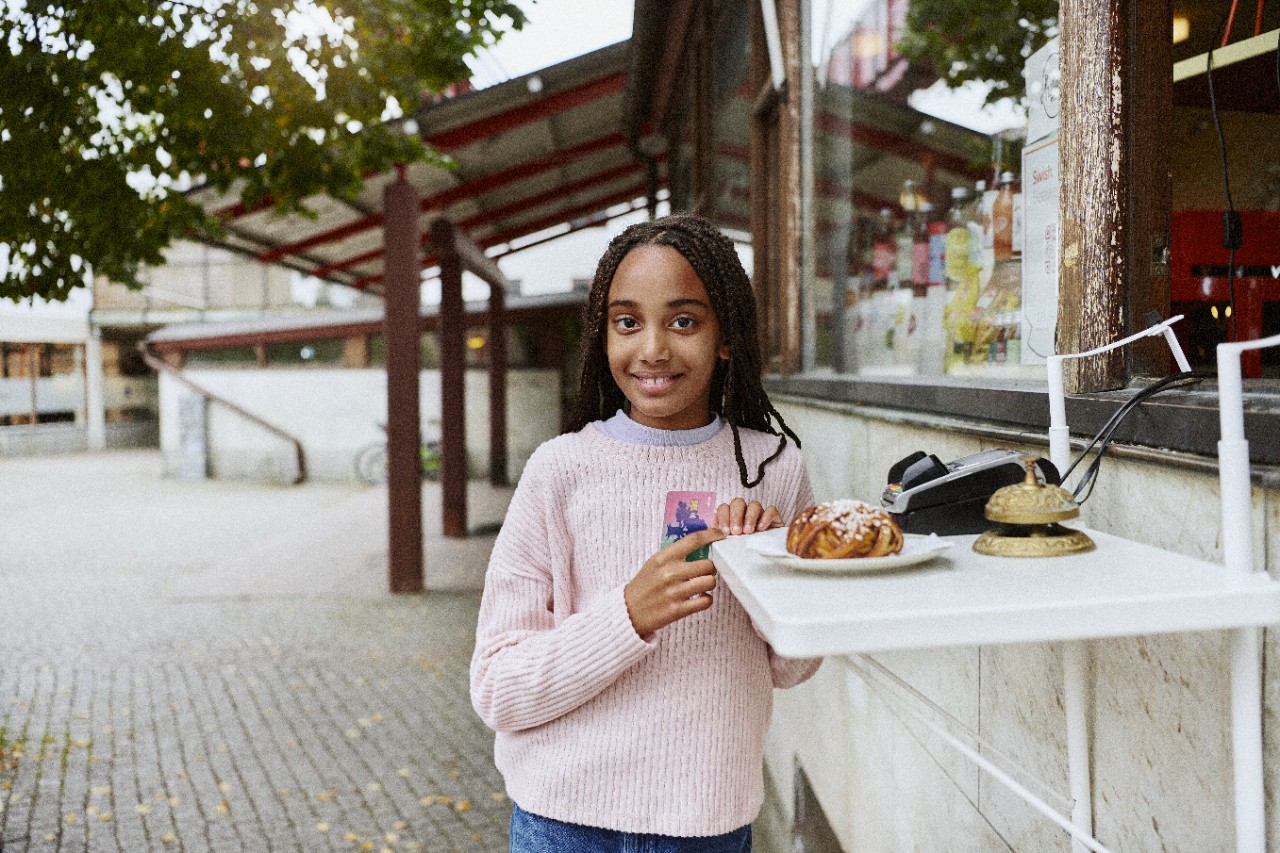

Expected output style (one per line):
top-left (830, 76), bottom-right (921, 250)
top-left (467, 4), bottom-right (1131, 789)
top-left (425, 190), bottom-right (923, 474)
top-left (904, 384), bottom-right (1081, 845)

top-left (870, 207), bottom-right (896, 289)
top-left (992, 171), bottom-right (1017, 262)
top-left (893, 207), bottom-right (915, 291)
top-left (916, 201), bottom-right (948, 375)
top-left (910, 201), bottom-right (932, 290)
top-left (944, 184), bottom-right (984, 372)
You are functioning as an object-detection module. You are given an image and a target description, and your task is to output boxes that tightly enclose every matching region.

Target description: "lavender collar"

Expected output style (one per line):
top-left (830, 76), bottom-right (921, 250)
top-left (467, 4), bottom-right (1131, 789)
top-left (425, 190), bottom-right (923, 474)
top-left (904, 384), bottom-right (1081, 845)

top-left (595, 410), bottom-right (725, 447)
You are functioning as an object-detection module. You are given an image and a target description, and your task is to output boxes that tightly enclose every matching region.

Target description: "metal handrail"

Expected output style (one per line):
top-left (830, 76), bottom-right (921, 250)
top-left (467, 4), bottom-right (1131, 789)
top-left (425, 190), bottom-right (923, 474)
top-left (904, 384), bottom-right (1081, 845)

top-left (138, 342), bottom-right (306, 484)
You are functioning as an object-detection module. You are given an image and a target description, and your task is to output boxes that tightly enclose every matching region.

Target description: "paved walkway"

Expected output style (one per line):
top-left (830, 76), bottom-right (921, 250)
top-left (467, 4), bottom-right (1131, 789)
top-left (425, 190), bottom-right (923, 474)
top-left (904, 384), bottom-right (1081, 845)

top-left (0, 450), bottom-right (515, 853)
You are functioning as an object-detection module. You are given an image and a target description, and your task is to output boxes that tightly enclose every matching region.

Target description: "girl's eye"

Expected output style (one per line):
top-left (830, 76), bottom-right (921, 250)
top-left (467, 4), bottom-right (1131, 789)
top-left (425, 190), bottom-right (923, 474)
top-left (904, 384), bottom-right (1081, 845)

top-left (671, 316), bottom-right (696, 331)
top-left (613, 316), bottom-right (639, 331)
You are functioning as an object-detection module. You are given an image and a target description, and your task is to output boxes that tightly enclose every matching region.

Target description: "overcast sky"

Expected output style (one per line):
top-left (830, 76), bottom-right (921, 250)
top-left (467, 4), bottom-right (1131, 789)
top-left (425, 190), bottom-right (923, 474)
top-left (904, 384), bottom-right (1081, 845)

top-left (465, 1), bottom-right (634, 89)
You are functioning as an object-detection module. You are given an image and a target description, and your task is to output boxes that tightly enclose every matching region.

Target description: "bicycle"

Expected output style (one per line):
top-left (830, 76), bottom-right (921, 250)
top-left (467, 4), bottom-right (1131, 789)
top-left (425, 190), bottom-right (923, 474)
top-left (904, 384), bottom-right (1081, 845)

top-left (354, 424), bottom-right (442, 485)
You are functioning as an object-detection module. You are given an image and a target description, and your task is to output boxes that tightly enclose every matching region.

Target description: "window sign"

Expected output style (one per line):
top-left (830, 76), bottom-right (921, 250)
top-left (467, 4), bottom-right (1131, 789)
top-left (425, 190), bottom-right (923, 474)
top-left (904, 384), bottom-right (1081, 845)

top-left (1020, 37), bottom-right (1060, 365)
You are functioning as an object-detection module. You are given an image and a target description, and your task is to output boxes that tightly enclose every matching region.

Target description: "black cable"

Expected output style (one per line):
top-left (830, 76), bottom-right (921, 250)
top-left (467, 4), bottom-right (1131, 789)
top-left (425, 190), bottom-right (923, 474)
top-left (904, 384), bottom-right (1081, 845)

top-left (1207, 6), bottom-right (1241, 342)
top-left (1062, 372), bottom-right (1205, 504)
top-left (1059, 371), bottom-right (1198, 484)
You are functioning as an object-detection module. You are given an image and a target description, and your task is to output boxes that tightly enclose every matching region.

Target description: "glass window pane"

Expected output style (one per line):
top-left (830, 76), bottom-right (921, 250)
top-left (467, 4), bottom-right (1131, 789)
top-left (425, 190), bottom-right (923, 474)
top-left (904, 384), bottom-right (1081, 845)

top-left (810, 0), bottom-right (1058, 378)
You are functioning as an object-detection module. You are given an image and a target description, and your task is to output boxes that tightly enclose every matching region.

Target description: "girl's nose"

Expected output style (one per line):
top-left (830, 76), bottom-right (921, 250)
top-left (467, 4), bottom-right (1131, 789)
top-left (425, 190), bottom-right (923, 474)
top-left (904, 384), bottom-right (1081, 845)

top-left (639, 328), bottom-right (669, 362)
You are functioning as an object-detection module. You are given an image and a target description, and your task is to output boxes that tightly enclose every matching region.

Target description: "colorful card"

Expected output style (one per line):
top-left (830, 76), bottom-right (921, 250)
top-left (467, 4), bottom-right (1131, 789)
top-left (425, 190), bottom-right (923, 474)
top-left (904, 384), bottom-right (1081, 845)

top-left (661, 490), bottom-right (716, 561)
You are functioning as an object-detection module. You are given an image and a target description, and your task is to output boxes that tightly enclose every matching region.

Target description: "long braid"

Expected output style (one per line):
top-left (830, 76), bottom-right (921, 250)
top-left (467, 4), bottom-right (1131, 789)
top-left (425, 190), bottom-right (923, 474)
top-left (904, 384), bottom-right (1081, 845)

top-left (565, 214), bottom-right (801, 489)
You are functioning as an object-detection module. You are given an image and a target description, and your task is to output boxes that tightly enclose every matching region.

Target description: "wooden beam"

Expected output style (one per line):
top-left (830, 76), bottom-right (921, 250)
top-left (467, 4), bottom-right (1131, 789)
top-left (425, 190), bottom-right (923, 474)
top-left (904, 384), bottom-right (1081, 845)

top-left (1126, 0), bottom-right (1174, 377)
top-left (342, 335), bottom-right (370, 369)
top-left (777, 0), bottom-right (804, 373)
top-left (1058, 0), bottom-right (1131, 392)
top-left (437, 217), bottom-right (512, 489)
top-left (431, 218), bottom-right (468, 539)
top-left (488, 282), bottom-right (508, 486)
top-left (384, 175), bottom-right (424, 592)
top-left (750, 11), bottom-right (777, 365)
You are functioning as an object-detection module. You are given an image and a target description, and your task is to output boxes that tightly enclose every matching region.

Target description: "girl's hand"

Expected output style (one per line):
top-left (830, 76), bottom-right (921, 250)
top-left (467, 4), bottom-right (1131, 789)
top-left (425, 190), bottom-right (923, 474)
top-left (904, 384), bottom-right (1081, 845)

top-left (624, 527), bottom-right (726, 637)
top-left (714, 498), bottom-right (782, 535)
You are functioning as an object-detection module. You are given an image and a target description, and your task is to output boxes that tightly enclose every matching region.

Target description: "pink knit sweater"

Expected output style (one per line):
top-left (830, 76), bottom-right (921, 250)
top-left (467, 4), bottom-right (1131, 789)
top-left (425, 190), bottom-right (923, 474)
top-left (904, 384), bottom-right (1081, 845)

top-left (470, 422), bottom-right (820, 836)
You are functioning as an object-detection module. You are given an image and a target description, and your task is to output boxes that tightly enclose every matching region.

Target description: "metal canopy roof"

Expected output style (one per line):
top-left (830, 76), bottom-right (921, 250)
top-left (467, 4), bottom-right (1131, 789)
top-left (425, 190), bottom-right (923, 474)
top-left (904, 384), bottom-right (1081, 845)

top-left (144, 289), bottom-right (586, 352)
top-left (186, 41), bottom-right (651, 293)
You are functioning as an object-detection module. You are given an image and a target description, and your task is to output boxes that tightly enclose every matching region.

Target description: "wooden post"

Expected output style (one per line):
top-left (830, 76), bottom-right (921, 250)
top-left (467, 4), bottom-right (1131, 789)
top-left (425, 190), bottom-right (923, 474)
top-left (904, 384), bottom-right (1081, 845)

top-left (776, 0), bottom-right (804, 374)
top-left (749, 1), bottom-right (778, 365)
top-left (384, 172), bottom-right (424, 593)
top-left (488, 281), bottom-right (508, 486)
top-left (443, 223), bottom-right (510, 488)
top-left (1125, 0), bottom-right (1174, 378)
top-left (29, 344), bottom-right (39, 424)
top-left (1058, 0), bottom-right (1132, 392)
top-left (342, 335), bottom-right (370, 369)
top-left (691, 5), bottom-right (713, 214)
top-left (431, 218), bottom-right (468, 538)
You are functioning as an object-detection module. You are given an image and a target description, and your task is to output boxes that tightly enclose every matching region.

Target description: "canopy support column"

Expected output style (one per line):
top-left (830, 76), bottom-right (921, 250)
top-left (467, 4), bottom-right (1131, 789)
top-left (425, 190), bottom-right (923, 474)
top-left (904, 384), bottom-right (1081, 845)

top-left (384, 172), bottom-right (424, 592)
top-left (431, 218), bottom-right (468, 538)
top-left (488, 278), bottom-right (508, 486)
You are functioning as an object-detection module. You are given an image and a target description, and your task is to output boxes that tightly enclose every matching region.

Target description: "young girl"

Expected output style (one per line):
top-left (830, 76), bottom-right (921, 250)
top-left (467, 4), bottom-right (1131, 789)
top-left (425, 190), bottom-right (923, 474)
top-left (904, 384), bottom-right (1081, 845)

top-left (470, 214), bottom-right (820, 851)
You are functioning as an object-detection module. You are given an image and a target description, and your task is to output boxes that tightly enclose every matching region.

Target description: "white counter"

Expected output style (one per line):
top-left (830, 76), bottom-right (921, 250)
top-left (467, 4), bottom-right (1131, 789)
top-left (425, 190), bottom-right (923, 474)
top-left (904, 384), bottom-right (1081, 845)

top-left (711, 529), bottom-right (1280, 658)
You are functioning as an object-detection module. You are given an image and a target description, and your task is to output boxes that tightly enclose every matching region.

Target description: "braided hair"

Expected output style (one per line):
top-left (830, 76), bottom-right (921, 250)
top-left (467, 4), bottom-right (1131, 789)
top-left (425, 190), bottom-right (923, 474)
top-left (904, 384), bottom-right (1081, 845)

top-left (565, 213), bottom-right (801, 489)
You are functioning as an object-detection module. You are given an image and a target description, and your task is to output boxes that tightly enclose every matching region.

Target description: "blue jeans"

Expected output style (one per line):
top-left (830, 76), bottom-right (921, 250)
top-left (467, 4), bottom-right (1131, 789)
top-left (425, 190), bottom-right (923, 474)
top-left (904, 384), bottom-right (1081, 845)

top-left (510, 803), bottom-right (752, 853)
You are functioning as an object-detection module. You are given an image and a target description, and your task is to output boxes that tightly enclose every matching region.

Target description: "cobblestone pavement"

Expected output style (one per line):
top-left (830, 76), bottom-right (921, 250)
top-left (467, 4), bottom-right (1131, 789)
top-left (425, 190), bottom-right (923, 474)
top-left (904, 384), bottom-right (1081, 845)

top-left (0, 451), bottom-right (512, 852)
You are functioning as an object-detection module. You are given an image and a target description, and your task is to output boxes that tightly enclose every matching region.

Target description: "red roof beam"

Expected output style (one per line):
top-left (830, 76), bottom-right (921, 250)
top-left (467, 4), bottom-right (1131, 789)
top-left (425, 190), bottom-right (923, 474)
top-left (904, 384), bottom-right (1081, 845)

top-left (352, 179), bottom-right (657, 289)
top-left (452, 160), bottom-right (649, 234)
top-left (258, 131), bottom-right (629, 264)
top-left (219, 71), bottom-right (623, 224)
top-left (310, 157), bottom-right (658, 280)
top-left (424, 72), bottom-right (626, 151)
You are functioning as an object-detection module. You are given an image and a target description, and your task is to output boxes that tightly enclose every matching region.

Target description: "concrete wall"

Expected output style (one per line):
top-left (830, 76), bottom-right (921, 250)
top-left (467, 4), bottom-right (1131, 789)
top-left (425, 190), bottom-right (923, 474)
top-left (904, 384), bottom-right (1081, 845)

top-left (0, 421), bottom-right (158, 456)
top-left (0, 375), bottom-right (157, 419)
top-left (763, 400), bottom-right (1279, 853)
top-left (157, 367), bottom-right (561, 483)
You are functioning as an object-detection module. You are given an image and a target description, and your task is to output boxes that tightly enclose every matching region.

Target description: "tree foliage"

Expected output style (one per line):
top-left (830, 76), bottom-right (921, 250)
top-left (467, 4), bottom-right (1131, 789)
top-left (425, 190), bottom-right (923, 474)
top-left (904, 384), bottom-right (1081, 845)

top-left (0, 0), bottom-right (525, 301)
top-left (897, 0), bottom-right (1058, 106)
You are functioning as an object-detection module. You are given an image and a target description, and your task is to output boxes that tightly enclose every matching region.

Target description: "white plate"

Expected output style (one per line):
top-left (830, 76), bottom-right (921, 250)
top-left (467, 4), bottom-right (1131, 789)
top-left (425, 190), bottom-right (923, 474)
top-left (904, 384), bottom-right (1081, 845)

top-left (742, 527), bottom-right (953, 574)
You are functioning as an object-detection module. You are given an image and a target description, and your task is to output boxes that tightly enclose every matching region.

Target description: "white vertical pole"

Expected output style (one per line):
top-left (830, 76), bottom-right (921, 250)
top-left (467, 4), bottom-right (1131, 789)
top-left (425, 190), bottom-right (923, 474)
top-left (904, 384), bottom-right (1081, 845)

top-left (1231, 626), bottom-right (1265, 853)
top-left (1063, 641), bottom-right (1094, 853)
top-left (1216, 345), bottom-right (1252, 575)
top-left (1047, 355), bottom-right (1071, 477)
top-left (1215, 335), bottom-right (1280, 853)
top-left (85, 326), bottom-right (106, 451)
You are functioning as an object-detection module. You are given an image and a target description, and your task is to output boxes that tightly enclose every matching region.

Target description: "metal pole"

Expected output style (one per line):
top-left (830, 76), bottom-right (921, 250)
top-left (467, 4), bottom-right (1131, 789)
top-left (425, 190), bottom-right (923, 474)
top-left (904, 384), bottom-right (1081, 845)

top-left (488, 280), bottom-right (508, 486)
top-left (384, 170), bottom-right (424, 593)
top-left (432, 218), bottom-right (468, 538)
top-left (85, 327), bottom-right (106, 451)
top-left (1063, 641), bottom-right (1095, 853)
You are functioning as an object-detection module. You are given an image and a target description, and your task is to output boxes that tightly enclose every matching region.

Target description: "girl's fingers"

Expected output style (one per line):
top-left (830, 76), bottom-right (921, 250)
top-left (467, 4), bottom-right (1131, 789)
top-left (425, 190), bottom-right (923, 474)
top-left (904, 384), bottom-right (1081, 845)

top-left (724, 497), bottom-right (748, 534)
top-left (677, 573), bottom-right (717, 599)
top-left (666, 527), bottom-right (724, 559)
top-left (715, 499), bottom-right (784, 534)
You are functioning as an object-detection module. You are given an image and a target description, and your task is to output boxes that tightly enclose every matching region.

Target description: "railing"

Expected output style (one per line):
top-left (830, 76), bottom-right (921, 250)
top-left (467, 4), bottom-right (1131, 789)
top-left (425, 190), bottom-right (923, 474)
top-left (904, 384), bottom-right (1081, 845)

top-left (138, 343), bottom-right (306, 484)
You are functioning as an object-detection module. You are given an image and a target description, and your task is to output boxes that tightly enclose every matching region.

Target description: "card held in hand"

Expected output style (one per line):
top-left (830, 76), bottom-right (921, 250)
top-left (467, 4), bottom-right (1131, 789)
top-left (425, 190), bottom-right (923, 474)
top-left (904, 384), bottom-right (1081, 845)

top-left (661, 490), bottom-right (716, 561)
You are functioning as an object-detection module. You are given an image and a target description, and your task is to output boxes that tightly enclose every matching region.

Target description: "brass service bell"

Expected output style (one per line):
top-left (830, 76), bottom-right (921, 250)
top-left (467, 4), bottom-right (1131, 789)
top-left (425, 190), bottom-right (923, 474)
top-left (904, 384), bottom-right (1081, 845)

top-left (972, 458), bottom-right (1095, 557)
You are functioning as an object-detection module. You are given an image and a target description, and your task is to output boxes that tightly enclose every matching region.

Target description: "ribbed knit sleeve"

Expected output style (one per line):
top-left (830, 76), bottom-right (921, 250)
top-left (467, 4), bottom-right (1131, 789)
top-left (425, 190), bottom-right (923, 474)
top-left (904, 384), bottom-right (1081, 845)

top-left (470, 444), bottom-right (655, 732)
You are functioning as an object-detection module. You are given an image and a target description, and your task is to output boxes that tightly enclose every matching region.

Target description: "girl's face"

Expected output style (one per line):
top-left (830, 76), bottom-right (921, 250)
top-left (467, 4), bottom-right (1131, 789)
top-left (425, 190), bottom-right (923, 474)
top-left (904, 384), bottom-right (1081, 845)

top-left (605, 245), bottom-right (728, 431)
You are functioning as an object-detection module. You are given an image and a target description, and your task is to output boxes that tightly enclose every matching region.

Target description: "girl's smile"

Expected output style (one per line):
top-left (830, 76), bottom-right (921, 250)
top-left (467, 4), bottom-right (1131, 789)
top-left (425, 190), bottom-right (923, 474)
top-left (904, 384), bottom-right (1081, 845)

top-left (605, 245), bottom-right (728, 431)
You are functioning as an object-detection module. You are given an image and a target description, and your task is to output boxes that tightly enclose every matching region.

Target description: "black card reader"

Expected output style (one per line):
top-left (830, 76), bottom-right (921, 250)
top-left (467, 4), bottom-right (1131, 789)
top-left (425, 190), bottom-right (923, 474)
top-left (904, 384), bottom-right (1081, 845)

top-left (881, 449), bottom-right (1060, 536)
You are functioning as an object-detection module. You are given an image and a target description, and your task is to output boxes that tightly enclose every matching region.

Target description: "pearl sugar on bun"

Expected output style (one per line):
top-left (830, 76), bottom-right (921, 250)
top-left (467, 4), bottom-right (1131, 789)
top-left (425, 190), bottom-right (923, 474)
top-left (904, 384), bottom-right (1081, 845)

top-left (786, 499), bottom-right (904, 559)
